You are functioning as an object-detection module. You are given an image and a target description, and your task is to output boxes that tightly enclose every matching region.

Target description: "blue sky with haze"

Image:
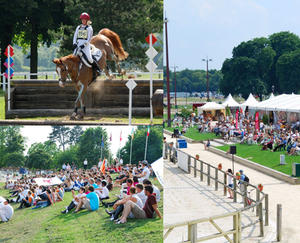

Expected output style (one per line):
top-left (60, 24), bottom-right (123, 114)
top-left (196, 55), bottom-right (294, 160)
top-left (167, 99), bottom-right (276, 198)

top-left (164, 0), bottom-right (300, 70)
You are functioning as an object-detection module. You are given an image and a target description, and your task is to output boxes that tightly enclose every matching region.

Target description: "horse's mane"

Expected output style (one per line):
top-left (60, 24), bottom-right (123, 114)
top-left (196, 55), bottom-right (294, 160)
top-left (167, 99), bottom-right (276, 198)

top-left (62, 54), bottom-right (80, 63)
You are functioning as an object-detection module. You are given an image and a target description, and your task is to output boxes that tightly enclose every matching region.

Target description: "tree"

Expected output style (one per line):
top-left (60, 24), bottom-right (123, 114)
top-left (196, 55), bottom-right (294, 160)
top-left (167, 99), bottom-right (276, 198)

top-left (119, 126), bottom-right (162, 164)
top-left (49, 126), bottom-right (71, 151)
top-left (69, 126), bottom-right (84, 145)
top-left (77, 127), bottom-right (110, 167)
top-left (53, 145), bottom-right (79, 169)
top-left (25, 142), bottom-right (53, 169)
top-left (3, 153), bottom-right (25, 167)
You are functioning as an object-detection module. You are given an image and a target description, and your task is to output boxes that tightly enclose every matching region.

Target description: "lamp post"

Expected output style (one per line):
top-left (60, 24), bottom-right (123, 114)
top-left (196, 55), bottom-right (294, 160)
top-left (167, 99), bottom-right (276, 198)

top-left (172, 65), bottom-right (178, 112)
top-left (164, 16), bottom-right (171, 127)
top-left (202, 57), bottom-right (212, 102)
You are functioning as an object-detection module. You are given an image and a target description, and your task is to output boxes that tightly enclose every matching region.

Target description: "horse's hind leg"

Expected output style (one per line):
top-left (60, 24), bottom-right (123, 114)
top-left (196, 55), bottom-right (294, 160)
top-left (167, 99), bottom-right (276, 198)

top-left (113, 54), bottom-right (125, 75)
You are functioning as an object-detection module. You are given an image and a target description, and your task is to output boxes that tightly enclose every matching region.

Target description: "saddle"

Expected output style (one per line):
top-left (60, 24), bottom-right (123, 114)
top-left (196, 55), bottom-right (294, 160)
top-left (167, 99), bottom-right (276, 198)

top-left (76, 44), bottom-right (102, 68)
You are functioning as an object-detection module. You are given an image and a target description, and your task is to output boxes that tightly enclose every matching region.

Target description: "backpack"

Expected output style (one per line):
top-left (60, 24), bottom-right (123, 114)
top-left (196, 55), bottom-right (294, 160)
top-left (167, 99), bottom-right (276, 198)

top-left (244, 175), bottom-right (250, 183)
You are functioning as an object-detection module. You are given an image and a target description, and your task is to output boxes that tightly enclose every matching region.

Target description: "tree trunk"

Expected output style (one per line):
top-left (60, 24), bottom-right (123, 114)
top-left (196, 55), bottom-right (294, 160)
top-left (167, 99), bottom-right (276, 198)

top-left (30, 21), bottom-right (38, 79)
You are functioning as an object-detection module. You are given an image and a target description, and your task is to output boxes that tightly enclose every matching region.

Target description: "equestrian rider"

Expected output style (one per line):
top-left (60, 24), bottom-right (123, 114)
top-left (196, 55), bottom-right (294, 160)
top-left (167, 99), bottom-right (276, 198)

top-left (73, 12), bottom-right (101, 80)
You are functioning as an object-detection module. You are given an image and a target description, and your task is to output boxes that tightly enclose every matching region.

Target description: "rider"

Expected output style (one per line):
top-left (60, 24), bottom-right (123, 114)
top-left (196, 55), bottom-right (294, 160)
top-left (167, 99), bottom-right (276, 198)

top-left (73, 12), bottom-right (101, 80)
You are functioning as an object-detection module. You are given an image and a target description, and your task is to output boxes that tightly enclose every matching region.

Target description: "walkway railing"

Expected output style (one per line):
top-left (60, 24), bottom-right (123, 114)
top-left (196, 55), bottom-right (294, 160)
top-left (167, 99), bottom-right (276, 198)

top-left (164, 147), bottom-right (269, 243)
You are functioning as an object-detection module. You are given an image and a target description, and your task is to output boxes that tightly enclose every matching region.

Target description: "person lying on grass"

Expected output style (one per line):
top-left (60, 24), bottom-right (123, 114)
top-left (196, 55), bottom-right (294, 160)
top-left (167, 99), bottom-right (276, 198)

top-left (74, 186), bottom-right (99, 213)
top-left (105, 187), bottom-right (143, 221)
top-left (61, 187), bottom-right (86, 214)
top-left (115, 186), bottom-right (162, 224)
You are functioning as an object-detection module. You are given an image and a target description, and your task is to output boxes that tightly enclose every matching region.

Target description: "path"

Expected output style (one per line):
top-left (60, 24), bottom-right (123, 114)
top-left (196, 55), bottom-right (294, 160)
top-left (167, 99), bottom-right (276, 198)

top-left (165, 133), bottom-right (300, 242)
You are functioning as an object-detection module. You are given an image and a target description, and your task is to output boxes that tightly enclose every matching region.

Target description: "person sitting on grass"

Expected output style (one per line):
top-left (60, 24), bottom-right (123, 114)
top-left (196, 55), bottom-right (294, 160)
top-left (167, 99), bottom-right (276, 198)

top-left (137, 161), bottom-right (150, 183)
top-left (0, 199), bottom-right (14, 222)
top-left (74, 186), bottom-right (99, 213)
top-left (115, 186), bottom-right (162, 224)
top-left (105, 187), bottom-right (143, 221)
top-left (142, 179), bottom-right (160, 202)
top-left (18, 190), bottom-right (34, 209)
top-left (32, 189), bottom-right (54, 209)
top-left (136, 184), bottom-right (147, 206)
top-left (61, 187), bottom-right (86, 214)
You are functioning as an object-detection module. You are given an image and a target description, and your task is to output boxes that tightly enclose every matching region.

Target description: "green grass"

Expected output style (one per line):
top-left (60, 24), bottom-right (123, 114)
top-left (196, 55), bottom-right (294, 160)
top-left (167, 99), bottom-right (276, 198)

top-left (0, 91), bottom-right (4, 120)
top-left (0, 180), bottom-right (163, 243)
top-left (217, 144), bottom-right (300, 177)
top-left (164, 126), bottom-right (220, 141)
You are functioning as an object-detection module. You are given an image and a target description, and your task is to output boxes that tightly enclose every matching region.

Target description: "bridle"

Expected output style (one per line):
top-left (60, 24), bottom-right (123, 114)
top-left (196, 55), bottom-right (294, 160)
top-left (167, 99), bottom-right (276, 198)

top-left (58, 63), bottom-right (71, 83)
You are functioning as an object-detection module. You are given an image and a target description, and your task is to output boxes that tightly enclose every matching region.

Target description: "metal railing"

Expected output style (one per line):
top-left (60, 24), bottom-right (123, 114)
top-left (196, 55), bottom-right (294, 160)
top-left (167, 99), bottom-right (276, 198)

top-left (165, 147), bottom-right (269, 243)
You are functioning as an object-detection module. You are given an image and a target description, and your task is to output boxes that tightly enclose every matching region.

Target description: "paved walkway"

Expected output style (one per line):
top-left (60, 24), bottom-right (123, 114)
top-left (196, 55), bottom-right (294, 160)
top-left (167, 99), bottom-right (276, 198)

top-left (165, 133), bottom-right (300, 242)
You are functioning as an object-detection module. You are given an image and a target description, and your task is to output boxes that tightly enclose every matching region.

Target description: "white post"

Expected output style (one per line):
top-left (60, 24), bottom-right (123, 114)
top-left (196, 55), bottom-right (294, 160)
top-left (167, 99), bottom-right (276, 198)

top-left (3, 76), bottom-right (6, 92)
top-left (150, 34), bottom-right (153, 123)
top-left (129, 136), bottom-right (133, 164)
top-left (126, 79), bottom-right (137, 126)
top-left (7, 47), bottom-right (11, 111)
top-left (144, 135), bottom-right (149, 160)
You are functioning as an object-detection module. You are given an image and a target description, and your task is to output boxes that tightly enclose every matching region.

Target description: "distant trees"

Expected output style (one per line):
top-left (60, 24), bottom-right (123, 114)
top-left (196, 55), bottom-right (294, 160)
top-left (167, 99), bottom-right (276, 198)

top-left (221, 31), bottom-right (300, 97)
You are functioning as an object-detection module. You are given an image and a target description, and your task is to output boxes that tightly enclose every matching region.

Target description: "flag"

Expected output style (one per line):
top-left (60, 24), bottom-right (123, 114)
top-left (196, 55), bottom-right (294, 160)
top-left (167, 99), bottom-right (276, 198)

top-left (101, 136), bottom-right (104, 148)
top-left (120, 130), bottom-right (122, 141)
top-left (110, 132), bottom-right (112, 142)
top-left (147, 126), bottom-right (150, 137)
top-left (131, 127), bottom-right (134, 139)
top-left (235, 109), bottom-right (239, 129)
top-left (100, 159), bottom-right (106, 174)
top-left (255, 112), bottom-right (259, 130)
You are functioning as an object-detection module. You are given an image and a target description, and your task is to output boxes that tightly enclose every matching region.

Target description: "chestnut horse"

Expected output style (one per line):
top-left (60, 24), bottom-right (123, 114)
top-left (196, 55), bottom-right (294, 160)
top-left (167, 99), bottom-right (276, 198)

top-left (52, 28), bottom-right (128, 120)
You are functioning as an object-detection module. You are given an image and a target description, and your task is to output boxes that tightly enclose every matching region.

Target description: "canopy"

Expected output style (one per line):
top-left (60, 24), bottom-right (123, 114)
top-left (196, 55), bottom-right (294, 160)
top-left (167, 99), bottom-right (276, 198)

top-left (151, 157), bottom-right (163, 186)
top-left (241, 93), bottom-right (259, 108)
top-left (198, 102), bottom-right (225, 111)
top-left (34, 176), bottom-right (63, 186)
top-left (222, 93), bottom-right (240, 107)
top-left (249, 94), bottom-right (300, 113)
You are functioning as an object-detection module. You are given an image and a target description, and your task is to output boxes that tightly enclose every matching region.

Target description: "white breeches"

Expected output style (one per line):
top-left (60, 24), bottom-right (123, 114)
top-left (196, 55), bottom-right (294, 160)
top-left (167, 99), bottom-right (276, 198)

top-left (74, 41), bottom-right (93, 64)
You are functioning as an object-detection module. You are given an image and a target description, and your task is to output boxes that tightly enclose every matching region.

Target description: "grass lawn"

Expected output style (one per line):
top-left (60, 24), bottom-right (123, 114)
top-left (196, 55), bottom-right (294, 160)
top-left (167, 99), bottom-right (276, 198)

top-left (217, 144), bottom-right (300, 177)
top-left (10, 116), bottom-right (162, 125)
top-left (0, 91), bottom-right (4, 120)
top-left (164, 126), bottom-right (220, 141)
top-left (0, 180), bottom-right (163, 243)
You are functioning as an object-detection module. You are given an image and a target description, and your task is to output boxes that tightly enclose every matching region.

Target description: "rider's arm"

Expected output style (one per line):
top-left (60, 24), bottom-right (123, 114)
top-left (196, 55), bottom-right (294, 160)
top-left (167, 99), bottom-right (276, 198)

top-left (73, 25), bottom-right (80, 45)
top-left (87, 26), bottom-right (93, 42)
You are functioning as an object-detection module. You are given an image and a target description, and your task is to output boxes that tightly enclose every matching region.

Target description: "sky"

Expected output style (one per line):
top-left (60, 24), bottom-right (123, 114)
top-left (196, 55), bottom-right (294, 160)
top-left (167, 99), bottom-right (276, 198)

top-left (164, 0), bottom-right (300, 70)
top-left (21, 126), bottom-right (134, 157)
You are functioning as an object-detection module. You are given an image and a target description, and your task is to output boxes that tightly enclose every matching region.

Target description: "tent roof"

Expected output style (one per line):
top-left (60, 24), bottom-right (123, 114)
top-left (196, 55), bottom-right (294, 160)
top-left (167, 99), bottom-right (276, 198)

top-left (249, 94), bottom-right (300, 112)
top-left (241, 93), bottom-right (259, 107)
top-left (199, 102), bottom-right (225, 111)
top-left (222, 93), bottom-right (240, 107)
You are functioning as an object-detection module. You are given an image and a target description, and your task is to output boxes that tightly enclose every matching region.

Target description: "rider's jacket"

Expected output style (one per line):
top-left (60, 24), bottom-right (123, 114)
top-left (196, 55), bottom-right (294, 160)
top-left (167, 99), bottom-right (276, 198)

top-left (73, 24), bottom-right (93, 46)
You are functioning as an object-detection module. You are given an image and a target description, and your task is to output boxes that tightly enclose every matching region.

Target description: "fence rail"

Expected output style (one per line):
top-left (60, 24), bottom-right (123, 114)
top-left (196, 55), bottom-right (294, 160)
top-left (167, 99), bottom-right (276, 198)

top-left (165, 147), bottom-right (269, 243)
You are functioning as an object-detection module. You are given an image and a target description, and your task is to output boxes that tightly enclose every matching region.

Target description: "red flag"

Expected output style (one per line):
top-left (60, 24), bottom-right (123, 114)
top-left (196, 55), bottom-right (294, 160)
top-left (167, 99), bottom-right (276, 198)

top-left (100, 160), bottom-right (106, 174)
top-left (147, 126), bottom-right (150, 136)
top-left (255, 112), bottom-right (259, 131)
top-left (235, 109), bottom-right (239, 129)
top-left (120, 131), bottom-right (122, 141)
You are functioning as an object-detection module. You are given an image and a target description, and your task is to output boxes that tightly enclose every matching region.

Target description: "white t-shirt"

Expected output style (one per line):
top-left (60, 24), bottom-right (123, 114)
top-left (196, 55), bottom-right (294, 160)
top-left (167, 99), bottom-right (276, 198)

top-left (137, 191), bottom-right (147, 206)
top-left (84, 160), bottom-right (88, 165)
top-left (0, 203), bottom-right (14, 222)
top-left (100, 186), bottom-right (109, 199)
top-left (153, 185), bottom-right (160, 202)
top-left (140, 167), bottom-right (150, 182)
top-left (128, 195), bottom-right (144, 218)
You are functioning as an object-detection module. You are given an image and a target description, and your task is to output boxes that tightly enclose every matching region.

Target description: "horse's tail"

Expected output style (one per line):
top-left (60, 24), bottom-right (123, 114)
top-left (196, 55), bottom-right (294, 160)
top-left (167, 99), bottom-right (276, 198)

top-left (99, 28), bottom-right (128, 61)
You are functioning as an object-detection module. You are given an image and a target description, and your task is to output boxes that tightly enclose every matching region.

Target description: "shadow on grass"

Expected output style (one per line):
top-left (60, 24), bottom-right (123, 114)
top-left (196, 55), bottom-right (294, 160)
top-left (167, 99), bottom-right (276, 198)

top-left (48, 209), bottom-right (91, 222)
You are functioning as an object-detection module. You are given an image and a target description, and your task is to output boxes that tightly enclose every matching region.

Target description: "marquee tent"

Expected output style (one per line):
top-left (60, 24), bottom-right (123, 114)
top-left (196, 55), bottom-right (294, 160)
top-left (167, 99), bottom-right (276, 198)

top-left (198, 102), bottom-right (225, 112)
top-left (151, 157), bottom-right (163, 186)
top-left (240, 93), bottom-right (259, 111)
top-left (222, 94), bottom-right (240, 108)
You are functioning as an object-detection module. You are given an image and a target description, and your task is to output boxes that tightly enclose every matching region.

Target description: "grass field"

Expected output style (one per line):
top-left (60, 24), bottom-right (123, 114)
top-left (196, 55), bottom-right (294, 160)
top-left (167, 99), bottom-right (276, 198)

top-left (217, 144), bottom-right (300, 177)
top-left (0, 91), bottom-right (4, 120)
top-left (0, 180), bottom-right (163, 243)
top-left (165, 126), bottom-right (220, 141)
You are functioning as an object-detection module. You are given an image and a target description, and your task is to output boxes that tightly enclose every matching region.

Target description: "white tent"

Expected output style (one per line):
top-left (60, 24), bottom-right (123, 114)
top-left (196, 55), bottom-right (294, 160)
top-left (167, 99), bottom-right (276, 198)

top-left (240, 93), bottom-right (259, 111)
top-left (249, 94), bottom-right (300, 113)
top-left (222, 93), bottom-right (240, 107)
top-left (198, 102), bottom-right (225, 112)
top-left (151, 157), bottom-right (163, 186)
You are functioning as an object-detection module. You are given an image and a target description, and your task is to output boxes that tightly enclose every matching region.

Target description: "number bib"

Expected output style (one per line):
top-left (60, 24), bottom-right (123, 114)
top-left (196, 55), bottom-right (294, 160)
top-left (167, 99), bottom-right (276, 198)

top-left (77, 29), bottom-right (88, 40)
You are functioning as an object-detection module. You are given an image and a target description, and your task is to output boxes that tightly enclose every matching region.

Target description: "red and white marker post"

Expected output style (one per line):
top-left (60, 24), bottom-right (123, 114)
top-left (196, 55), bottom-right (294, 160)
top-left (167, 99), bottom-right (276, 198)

top-left (145, 33), bottom-right (158, 123)
top-left (4, 45), bottom-right (14, 111)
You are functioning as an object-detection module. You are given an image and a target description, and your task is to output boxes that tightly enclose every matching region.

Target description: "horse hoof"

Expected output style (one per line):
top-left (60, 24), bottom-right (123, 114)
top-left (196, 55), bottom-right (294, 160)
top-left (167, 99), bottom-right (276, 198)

top-left (70, 112), bottom-right (77, 120)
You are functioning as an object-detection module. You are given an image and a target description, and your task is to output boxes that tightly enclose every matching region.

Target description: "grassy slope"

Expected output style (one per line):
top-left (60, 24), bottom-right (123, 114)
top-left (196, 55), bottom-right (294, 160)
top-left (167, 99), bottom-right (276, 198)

top-left (217, 144), bottom-right (300, 177)
top-left (165, 126), bottom-right (219, 141)
top-left (0, 179), bottom-right (163, 243)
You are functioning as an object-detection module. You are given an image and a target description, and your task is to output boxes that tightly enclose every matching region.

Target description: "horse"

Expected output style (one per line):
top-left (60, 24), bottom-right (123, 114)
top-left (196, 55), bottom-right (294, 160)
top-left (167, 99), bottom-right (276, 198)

top-left (52, 28), bottom-right (128, 120)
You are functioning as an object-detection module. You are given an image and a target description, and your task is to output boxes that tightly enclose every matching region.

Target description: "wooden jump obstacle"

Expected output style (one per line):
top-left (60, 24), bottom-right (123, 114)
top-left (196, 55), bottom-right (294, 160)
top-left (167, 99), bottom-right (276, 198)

top-left (5, 79), bottom-right (163, 119)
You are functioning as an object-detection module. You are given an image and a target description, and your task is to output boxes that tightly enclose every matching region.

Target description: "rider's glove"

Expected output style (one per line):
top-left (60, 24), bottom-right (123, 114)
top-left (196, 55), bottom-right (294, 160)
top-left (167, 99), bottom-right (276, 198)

top-left (73, 43), bottom-right (77, 49)
top-left (80, 44), bottom-right (85, 49)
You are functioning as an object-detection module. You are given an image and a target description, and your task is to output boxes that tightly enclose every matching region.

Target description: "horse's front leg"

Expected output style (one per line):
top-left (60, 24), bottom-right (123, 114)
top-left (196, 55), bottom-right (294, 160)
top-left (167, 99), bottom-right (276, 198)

top-left (77, 85), bottom-right (87, 120)
top-left (70, 81), bottom-right (84, 120)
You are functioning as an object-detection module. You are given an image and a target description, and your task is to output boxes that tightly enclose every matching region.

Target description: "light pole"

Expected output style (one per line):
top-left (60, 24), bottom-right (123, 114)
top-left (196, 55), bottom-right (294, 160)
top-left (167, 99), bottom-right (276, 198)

top-left (172, 65), bottom-right (178, 112)
top-left (164, 16), bottom-right (171, 127)
top-left (202, 57), bottom-right (212, 102)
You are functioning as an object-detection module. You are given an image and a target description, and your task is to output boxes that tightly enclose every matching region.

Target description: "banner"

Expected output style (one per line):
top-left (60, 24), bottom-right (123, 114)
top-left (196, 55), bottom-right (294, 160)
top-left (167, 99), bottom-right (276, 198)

top-left (235, 109), bottom-right (239, 129)
top-left (34, 176), bottom-right (63, 186)
top-left (255, 112), bottom-right (259, 130)
top-left (177, 150), bottom-right (189, 172)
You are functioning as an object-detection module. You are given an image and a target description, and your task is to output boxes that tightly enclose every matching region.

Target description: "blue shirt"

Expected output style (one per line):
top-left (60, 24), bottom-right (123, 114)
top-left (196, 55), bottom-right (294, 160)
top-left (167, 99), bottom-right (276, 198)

top-left (86, 192), bottom-right (99, 211)
top-left (92, 183), bottom-right (99, 189)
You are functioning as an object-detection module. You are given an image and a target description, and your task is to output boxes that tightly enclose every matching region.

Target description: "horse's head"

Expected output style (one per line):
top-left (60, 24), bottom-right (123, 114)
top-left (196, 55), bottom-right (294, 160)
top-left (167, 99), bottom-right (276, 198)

top-left (52, 58), bottom-right (69, 88)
